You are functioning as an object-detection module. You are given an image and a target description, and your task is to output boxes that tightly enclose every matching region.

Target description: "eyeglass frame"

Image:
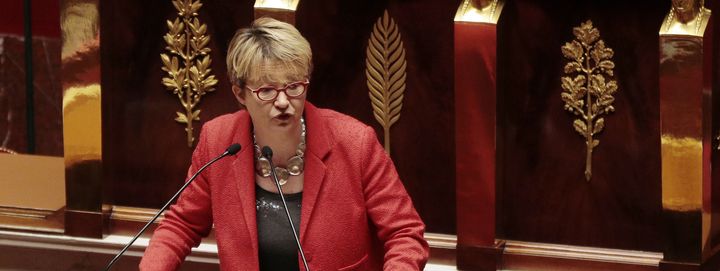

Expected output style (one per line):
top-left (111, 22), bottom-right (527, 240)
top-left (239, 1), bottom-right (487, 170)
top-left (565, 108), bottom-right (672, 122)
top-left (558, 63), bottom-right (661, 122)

top-left (245, 79), bottom-right (310, 101)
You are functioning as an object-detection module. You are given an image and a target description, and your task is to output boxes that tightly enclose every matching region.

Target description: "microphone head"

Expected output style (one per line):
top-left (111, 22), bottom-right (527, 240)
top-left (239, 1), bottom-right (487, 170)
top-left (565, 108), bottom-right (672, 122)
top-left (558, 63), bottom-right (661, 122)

top-left (226, 143), bottom-right (242, 155)
top-left (261, 146), bottom-right (273, 159)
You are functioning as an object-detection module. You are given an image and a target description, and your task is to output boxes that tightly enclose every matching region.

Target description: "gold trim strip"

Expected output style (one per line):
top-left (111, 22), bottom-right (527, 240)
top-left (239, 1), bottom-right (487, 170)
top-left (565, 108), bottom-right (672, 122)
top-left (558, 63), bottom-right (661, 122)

top-left (109, 206), bottom-right (166, 223)
top-left (0, 229), bottom-right (218, 262)
top-left (0, 206), bottom-right (55, 219)
top-left (504, 240), bottom-right (663, 267)
top-left (424, 233), bottom-right (457, 250)
top-left (0, 206), bottom-right (64, 234)
top-left (253, 0), bottom-right (299, 11)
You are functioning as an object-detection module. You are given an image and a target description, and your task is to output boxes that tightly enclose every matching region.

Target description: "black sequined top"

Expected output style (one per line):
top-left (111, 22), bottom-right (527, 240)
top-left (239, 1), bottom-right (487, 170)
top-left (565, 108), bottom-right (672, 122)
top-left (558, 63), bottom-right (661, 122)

top-left (255, 184), bottom-right (302, 271)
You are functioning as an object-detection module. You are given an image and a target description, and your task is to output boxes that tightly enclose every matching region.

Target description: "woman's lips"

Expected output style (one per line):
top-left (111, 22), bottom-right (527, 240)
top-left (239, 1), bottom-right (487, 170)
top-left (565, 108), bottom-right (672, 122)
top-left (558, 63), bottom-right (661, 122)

top-left (275, 113), bottom-right (292, 121)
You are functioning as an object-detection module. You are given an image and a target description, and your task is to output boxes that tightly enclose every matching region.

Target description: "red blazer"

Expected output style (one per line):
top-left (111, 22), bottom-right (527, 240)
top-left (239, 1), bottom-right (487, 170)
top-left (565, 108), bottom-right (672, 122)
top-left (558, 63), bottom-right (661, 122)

top-left (140, 103), bottom-right (429, 270)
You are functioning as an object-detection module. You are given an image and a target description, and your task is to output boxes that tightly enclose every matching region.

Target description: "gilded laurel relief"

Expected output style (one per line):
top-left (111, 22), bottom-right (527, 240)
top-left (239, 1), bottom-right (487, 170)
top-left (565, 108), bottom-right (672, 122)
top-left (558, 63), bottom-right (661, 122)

top-left (161, 0), bottom-right (218, 147)
top-left (560, 20), bottom-right (617, 181)
top-left (365, 10), bottom-right (407, 155)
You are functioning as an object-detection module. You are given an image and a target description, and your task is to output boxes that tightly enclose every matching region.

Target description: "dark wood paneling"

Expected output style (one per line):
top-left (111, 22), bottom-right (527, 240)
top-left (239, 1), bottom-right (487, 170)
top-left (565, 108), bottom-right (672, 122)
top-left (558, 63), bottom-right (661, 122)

top-left (0, 0), bottom-right (61, 37)
top-left (100, 0), bottom-right (250, 207)
top-left (298, 0), bottom-right (460, 234)
top-left (497, 0), bottom-right (667, 251)
top-left (455, 20), bottom-right (498, 255)
top-left (101, 0), bottom-right (458, 234)
top-left (65, 209), bottom-right (103, 238)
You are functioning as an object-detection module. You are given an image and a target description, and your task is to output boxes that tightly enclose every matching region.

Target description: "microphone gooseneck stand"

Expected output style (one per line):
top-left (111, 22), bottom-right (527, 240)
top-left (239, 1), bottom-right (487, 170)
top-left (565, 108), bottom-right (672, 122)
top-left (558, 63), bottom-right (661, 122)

top-left (103, 143), bottom-right (241, 271)
top-left (261, 146), bottom-right (311, 271)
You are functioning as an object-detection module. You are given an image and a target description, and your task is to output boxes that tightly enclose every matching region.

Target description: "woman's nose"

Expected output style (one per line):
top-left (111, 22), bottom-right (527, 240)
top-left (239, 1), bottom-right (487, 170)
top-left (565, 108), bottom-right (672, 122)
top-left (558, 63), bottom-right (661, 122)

top-left (274, 91), bottom-right (290, 108)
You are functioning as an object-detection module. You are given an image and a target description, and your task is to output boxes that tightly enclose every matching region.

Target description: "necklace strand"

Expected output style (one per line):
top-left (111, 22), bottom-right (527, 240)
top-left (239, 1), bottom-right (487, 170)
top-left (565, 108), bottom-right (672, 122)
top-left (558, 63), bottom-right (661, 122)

top-left (253, 118), bottom-right (306, 186)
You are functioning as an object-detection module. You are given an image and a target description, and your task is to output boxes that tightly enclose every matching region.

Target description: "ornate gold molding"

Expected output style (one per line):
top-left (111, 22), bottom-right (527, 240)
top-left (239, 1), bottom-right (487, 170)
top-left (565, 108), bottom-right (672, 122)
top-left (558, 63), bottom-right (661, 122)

top-left (660, 0), bottom-right (711, 36)
top-left (365, 10), bottom-right (407, 155)
top-left (560, 20), bottom-right (617, 181)
top-left (454, 0), bottom-right (505, 24)
top-left (161, 0), bottom-right (218, 147)
top-left (253, 0), bottom-right (299, 10)
top-left (253, 0), bottom-right (299, 24)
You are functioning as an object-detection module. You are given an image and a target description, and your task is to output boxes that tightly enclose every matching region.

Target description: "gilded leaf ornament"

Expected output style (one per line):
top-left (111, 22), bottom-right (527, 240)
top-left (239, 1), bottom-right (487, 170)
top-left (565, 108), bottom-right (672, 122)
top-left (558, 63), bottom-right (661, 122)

top-left (161, 0), bottom-right (218, 147)
top-left (560, 20), bottom-right (617, 181)
top-left (365, 10), bottom-right (407, 155)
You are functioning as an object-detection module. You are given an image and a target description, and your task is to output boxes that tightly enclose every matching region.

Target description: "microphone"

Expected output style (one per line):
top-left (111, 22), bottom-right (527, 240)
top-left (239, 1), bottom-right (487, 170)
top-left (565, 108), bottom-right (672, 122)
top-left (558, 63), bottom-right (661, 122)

top-left (104, 143), bottom-right (242, 271)
top-left (261, 146), bottom-right (311, 271)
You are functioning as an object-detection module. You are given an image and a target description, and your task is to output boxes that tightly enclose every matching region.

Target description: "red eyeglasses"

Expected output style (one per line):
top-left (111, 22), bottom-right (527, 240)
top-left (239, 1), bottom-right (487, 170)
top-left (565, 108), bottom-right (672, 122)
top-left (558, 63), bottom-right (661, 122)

top-left (245, 79), bottom-right (310, 101)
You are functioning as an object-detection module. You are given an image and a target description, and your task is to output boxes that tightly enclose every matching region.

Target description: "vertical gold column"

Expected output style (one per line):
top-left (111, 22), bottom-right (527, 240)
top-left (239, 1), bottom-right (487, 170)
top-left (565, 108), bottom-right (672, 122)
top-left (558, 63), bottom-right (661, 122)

top-left (253, 0), bottom-right (300, 24)
top-left (659, 1), bottom-right (713, 269)
top-left (61, 0), bottom-right (104, 238)
top-left (454, 0), bottom-right (504, 270)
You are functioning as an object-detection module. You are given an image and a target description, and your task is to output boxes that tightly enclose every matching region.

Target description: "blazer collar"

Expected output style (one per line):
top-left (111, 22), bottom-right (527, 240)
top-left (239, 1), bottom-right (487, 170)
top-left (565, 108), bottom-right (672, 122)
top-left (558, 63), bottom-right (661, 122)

top-left (229, 110), bottom-right (259, 264)
top-left (303, 102), bottom-right (333, 160)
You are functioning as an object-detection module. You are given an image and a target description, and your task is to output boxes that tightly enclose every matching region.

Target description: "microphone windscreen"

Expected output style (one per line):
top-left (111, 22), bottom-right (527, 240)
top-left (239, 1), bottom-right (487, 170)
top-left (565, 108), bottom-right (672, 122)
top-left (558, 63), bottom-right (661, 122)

top-left (261, 146), bottom-right (273, 159)
top-left (226, 143), bottom-right (242, 155)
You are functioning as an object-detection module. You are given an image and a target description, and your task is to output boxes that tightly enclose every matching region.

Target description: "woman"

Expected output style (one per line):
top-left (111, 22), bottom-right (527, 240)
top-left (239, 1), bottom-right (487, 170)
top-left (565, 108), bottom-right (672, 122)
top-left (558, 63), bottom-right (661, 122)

top-left (140, 17), bottom-right (429, 270)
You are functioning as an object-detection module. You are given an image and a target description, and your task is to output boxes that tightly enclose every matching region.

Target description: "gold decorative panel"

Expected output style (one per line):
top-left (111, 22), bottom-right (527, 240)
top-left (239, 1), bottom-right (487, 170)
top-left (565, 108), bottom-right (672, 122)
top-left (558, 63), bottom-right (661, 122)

top-left (661, 136), bottom-right (702, 211)
top-left (161, 0), bottom-right (218, 147)
top-left (62, 0), bottom-right (104, 238)
top-left (659, 0), bottom-right (711, 36)
top-left (454, 0), bottom-right (504, 24)
top-left (253, 0), bottom-right (299, 24)
top-left (62, 1), bottom-right (102, 169)
top-left (365, 10), bottom-right (407, 155)
top-left (560, 20), bottom-right (617, 181)
top-left (253, 0), bottom-right (299, 10)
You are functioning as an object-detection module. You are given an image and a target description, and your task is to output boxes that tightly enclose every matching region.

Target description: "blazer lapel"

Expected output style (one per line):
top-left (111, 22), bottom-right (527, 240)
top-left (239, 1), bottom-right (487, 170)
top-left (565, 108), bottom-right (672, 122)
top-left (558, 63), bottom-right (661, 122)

top-left (300, 103), bottom-right (333, 243)
top-left (230, 111), bottom-right (259, 259)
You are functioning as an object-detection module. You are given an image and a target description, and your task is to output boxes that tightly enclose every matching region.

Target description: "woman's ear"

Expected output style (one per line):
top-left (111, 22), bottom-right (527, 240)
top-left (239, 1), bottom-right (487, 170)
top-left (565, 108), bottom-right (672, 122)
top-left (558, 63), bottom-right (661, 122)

top-left (232, 85), bottom-right (246, 106)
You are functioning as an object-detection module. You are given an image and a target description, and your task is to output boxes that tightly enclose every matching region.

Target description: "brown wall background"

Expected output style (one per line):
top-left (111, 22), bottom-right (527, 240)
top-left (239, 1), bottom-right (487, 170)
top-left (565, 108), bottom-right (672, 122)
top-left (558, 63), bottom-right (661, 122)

top-left (100, 0), bottom-right (459, 234)
top-left (496, 0), bottom-right (669, 251)
top-left (100, 0), bottom-right (717, 243)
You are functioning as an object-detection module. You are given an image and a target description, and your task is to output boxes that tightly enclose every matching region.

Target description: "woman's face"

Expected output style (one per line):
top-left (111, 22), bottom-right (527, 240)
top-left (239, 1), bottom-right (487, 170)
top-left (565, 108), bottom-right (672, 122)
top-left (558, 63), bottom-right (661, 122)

top-left (232, 64), bottom-right (307, 134)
